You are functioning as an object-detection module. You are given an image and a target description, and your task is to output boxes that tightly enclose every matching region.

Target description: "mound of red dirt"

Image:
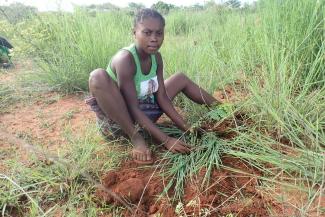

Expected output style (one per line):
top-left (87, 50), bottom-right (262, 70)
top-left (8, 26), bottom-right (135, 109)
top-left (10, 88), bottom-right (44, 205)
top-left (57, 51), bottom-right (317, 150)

top-left (96, 156), bottom-right (280, 217)
top-left (95, 159), bottom-right (167, 216)
top-left (99, 170), bottom-right (146, 204)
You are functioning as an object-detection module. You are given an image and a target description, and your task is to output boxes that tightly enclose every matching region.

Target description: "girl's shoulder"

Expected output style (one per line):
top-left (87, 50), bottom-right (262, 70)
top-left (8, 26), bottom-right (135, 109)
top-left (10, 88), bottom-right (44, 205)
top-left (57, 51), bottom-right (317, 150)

top-left (112, 49), bottom-right (134, 65)
top-left (110, 49), bottom-right (136, 73)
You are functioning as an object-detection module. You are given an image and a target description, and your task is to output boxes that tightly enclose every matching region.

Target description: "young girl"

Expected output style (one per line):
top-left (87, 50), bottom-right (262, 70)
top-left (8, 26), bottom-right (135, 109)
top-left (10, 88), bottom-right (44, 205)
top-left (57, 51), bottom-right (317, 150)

top-left (86, 8), bottom-right (218, 164)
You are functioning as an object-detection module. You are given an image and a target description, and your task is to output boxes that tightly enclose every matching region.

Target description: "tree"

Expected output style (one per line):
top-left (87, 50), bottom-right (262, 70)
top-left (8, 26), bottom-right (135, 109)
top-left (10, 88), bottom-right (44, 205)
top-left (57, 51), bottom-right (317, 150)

top-left (128, 2), bottom-right (145, 11)
top-left (151, 1), bottom-right (176, 14)
top-left (0, 3), bottom-right (38, 24)
top-left (82, 2), bottom-right (119, 12)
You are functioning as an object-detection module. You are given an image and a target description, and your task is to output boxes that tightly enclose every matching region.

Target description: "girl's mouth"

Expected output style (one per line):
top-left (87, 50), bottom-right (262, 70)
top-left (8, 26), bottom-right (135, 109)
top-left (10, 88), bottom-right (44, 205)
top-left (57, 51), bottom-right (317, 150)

top-left (148, 45), bottom-right (158, 49)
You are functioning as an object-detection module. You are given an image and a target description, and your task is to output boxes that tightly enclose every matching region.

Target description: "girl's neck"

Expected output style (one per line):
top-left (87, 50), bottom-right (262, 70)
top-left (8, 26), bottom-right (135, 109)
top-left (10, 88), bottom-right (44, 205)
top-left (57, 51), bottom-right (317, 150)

top-left (135, 44), bottom-right (150, 61)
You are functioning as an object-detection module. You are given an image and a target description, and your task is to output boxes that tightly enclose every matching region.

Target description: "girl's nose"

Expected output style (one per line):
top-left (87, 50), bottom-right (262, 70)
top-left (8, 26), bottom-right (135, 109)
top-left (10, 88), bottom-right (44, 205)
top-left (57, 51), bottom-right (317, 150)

top-left (150, 35), bottom-right (157, 42)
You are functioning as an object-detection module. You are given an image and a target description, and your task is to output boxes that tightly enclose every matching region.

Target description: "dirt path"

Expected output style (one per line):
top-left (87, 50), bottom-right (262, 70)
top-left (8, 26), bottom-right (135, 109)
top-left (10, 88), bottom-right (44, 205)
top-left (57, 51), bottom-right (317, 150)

top-left (0, 62), bottom-right (95, 172)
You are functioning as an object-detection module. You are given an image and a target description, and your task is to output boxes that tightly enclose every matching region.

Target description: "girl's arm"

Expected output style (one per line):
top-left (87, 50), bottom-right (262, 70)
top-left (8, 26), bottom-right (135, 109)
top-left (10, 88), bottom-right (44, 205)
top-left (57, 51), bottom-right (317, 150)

top-left (115, 51), bottom-right (190, 153)
top-left (155, 53), bottom-right (190, 132)
top-left (115, 51), bottom-right (171, 144)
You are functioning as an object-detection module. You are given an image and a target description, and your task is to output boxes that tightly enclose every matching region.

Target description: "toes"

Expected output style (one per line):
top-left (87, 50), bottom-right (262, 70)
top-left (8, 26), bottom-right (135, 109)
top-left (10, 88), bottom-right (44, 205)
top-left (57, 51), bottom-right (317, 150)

top-left (140, 153), bottom-right (145, 161)
top-left (133, 147), bottom-right (153, 163)
top-left (146, 150), bottom-right (152, 161)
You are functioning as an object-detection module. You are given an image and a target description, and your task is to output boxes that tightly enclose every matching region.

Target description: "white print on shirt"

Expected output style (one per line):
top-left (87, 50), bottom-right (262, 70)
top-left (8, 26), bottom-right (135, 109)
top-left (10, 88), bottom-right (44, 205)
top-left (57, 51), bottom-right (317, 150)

top-left (139, 76), bottom-right (159, 97)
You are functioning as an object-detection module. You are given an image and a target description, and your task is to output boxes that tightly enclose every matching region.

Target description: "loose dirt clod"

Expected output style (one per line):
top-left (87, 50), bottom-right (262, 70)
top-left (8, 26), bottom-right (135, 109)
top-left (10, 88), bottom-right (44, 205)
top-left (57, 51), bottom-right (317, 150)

top-left (115, 178), bottom-right (145, 203)
top-left (96, 156), bottom-right (279, 217)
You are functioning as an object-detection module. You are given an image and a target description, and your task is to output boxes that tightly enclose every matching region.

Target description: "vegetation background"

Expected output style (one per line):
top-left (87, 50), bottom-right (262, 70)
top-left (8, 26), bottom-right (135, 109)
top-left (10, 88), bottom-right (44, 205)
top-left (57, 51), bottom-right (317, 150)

top-left (0, 0), bottom-right (324, 216)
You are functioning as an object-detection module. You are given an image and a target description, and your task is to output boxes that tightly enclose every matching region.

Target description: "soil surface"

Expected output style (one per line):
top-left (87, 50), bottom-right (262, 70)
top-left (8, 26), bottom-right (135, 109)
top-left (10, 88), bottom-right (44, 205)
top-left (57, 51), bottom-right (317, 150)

top-left (96, 156), bottom-right (279, 217)
top-left (0, 62), bottom-right (95, 171)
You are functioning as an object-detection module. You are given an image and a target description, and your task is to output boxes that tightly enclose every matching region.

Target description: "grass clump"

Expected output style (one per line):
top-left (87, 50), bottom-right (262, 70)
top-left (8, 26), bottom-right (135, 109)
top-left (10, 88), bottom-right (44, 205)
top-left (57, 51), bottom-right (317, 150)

top-left (0, 83), bottom-right (17, 113)
top-left (0, 126), bottom-right (126, 216)
top-left (29, 10), bottom-right (131, 93)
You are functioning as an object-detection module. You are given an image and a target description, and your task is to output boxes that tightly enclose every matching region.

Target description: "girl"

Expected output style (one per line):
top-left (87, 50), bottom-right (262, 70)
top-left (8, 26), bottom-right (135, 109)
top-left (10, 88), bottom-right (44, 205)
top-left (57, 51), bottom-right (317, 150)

top-left (87, 8), bottom-right (218, 164)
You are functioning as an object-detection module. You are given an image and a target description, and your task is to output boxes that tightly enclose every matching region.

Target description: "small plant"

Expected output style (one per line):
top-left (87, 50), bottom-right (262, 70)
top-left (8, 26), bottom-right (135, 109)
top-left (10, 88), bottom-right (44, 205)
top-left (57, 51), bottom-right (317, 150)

top-left (205, 103), bottom-right (234, 121)
top-left (63, 109), bottom-right (80, 121)
top-left (0, 84), bottom-right (16, 112)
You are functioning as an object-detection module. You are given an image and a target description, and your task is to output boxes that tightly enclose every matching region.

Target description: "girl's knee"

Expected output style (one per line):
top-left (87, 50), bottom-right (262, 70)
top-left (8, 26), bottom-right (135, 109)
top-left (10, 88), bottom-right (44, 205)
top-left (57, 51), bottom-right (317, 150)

top-left (89, 68), bottom-right (110, 88)
top-left (174, 72), bottom-right (189, 81)
top-left (89, 68), bottom-right (106, 80)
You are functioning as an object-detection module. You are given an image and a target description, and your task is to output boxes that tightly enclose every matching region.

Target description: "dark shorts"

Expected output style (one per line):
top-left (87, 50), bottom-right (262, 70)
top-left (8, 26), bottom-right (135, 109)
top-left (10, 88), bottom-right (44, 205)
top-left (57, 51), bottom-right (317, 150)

top-left (85, 96), bottom-right (163, 140)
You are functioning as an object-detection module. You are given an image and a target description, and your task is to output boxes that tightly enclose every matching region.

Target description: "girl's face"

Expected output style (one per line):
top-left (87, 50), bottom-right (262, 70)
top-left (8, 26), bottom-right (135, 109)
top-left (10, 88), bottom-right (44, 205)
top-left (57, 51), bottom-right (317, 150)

top-left (134, 17), bottom-right (164, 54)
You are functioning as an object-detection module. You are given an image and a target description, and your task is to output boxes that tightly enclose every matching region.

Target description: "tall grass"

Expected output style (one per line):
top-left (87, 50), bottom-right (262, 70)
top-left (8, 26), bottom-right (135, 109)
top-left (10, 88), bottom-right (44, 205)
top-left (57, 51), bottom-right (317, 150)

top-left (25, 9), bottom-right (132, 92)
top-left (2, 0), bottom-right (324, 214)
top-left (161, 0), bottom-right (324, 201)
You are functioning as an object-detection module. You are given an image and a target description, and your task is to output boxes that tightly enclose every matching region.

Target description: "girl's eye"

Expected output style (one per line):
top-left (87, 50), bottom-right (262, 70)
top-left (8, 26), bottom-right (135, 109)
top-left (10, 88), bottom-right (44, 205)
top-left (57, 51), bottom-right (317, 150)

top-left (144, 31), bottom-right (151, 36)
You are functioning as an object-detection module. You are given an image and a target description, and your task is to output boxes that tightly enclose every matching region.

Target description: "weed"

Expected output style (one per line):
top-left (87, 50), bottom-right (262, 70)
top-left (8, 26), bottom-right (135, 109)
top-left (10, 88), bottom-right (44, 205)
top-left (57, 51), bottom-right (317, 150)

top-left (62, 109), bottom-right (80, 121)
top-left (0, 83), bottom-right (18, 113)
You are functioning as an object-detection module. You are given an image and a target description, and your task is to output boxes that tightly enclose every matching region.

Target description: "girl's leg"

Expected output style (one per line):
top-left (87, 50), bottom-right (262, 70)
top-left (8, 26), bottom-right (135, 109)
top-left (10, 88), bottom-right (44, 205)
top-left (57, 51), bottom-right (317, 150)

top-left (164, 72), bottom-right (217, 105)
top-left (89, 69), bottom-right (151, 162)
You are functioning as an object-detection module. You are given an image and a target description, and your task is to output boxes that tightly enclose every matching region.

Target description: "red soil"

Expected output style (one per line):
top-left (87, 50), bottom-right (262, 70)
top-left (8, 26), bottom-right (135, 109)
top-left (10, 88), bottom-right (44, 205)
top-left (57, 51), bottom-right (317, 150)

top-left (0, 87), bottom-right (95, 171)
top-left (0, 92), bottom-right (94, 149)
top-left (96, 156), bottom-right (279, 217)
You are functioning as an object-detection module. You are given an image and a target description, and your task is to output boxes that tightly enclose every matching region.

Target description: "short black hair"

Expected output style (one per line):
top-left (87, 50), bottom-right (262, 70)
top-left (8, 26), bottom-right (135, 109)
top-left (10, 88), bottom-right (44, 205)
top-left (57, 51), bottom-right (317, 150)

top-left (134, 8), bottom-right (165, 27)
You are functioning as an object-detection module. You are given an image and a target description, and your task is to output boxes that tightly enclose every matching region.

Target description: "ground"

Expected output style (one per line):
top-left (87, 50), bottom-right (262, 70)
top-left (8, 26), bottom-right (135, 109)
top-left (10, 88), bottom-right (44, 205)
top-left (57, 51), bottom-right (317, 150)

top-left (0, 61), bottom-right (324, 217)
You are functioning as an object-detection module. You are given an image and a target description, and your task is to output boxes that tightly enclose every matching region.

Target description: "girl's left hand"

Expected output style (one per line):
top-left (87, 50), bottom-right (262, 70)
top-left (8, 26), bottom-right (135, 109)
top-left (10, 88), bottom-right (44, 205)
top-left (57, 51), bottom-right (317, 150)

top-left (163, 137), bottom-right (191, 154)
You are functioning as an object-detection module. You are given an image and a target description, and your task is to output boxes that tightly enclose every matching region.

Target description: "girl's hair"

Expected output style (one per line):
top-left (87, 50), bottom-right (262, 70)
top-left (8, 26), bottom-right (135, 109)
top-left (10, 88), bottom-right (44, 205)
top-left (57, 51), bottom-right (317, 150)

top-left (134, 8), bottom-right (165, 27)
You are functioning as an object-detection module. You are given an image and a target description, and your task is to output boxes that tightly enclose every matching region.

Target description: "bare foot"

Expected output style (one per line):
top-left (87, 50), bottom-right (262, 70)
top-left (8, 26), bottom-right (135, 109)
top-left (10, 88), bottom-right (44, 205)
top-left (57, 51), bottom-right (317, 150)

top-left (131, 135), bottom-right (153, 164)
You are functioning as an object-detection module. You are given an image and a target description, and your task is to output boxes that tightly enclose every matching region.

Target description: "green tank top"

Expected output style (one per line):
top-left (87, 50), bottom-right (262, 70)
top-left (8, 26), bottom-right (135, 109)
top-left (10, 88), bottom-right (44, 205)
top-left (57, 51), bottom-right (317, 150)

top-left (106, 44), bottom-right (159, 103)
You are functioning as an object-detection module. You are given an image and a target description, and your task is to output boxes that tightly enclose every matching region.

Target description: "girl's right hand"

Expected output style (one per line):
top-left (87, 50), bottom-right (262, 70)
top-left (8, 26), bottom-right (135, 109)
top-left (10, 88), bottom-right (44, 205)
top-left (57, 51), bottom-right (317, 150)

top-left (163, 137), bottom-right (191, 154)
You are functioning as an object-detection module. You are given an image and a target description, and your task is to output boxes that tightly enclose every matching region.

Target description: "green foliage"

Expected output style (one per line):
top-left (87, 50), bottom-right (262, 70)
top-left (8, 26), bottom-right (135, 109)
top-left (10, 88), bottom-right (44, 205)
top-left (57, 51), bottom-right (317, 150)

top-left (151, 1), bottom-right (176, 15)
top-left (19, 10), bottom-right (132, 92)
top-left (80, 2), bottom-right (120, 12)
top-left (161, 132), bottom-right (228, 199)
top-left (128, 2), bottom-right (145, 11)
top-left (205, 103), bottom-right (233, 121)
top-left (0, 126), bottom-right (124, 216)
top-left (0, 83), bottom-right (16, 111)
top-left (0, 3), bottom-right (37, 24)
top-left (0, 20), bottom-right (14, 37)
